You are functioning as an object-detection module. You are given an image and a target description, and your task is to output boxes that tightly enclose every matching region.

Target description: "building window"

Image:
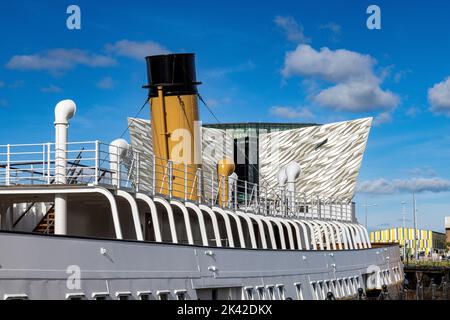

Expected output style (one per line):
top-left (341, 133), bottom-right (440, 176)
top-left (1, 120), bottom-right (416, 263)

top-left (294, 283), bottom-right (304, 300)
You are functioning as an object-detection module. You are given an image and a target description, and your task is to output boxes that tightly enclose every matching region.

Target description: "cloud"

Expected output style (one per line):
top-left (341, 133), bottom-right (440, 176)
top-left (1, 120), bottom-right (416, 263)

top-left (405, 106), bottom-right (421, 118)
top-left (314, 81), bottom-right (399, 112)
top-left (204, 61), bottom-right (255, 79)
top-left (357, 177), bottom-right (450, 194)
top-left (428, 76), bottom-right (450, 115)
top-left (269, 105), bottom-right (314, 120)
top-left (41, 85), bottom-right (62, 93)
top-left (373, 111), bottom-right (393, 126)
top-left (282, 44), bottom-right (400, 112)
top-left (96, 76), bottom-right (115, 90)
top-left (319, 22), bottom-right (342, 42)
top-left (6, 49), bottom-right (116, 74)
top-left (274, 15), bottom-right (310, 43)
top-left (106, 40), bottom-right (170, 60)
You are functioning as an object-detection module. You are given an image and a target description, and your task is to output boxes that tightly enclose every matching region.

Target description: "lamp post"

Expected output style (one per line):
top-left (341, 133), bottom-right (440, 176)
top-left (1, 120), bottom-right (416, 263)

top-left (401, 201), bottom-right (407, 259)
top-left (362, 201), bottom-right (378, 229)
top-left (412, 192), bottom-right (419, 260)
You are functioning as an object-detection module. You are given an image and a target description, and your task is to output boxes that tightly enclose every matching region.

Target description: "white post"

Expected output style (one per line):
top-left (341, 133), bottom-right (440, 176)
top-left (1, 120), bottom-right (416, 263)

top-left (54, 100), bottom-right (76, 235)
top-left (6, 144), bottom-right (10, 186)
top-left (94, 140), bottom-right (100, 185)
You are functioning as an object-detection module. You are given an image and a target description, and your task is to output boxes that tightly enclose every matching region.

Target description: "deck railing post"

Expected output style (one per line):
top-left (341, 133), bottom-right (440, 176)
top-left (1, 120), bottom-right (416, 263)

top-left (234, 178), bottom-right (238, 211)
top-left (264, 183), bottom-right (268, 216)
top-left (47, 143), bottom-right (51, 184)
top-left (211, 169), bottom-right (214, 207)
top-left (94, 140), bottom-right (99, 185)
top-left (184, 163), bottom-right (188, 202)
top-left (116, 147), bottom-right (121, 188)
top-left (197, 168), bottom-right (202, 203)
top-left (244, 180), bottom-right (248, 212)
top-left (168, 161), bottom-right (173, 198)
top-left (135, 151), bottom-right (140, 192)
top-left (152, 155), bottom-right (156, 196)
top-left (6, 144), bottom-right (10, 186)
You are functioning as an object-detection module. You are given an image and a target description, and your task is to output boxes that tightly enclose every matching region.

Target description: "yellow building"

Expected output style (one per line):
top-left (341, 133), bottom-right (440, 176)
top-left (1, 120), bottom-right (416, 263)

top-left (370, 227), bottom-right (446, 256)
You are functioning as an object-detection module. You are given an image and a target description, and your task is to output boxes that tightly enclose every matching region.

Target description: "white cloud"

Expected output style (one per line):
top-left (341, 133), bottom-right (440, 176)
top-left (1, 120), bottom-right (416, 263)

top-left (405, 106), bottom-right (421, 118)
top-left (96, 76), bottom-right (115, 90)
top-left (106, 40), bottom-right (169, 60)
top-left (428, 77), bottom-right (450, 115)
top-left (282, 45), bottom-right (375, 82)
top-left (357, 177), bottom-right (450, 194)
top-left (314, 81), bottom-right (399, 112)
top-left (41, 85), bottom-right (62, 93)
top-left (6, 49), bottom-right (116, 74)
top-left (319, 22), bottom-right (342, 42)
top-left (373, 111), bottom-right (393, 126)
top-left (269, 105), bottom-right (314, 120)
top-left (204, 61), bottom-right (255, 79)
top-left (274, 15), bottom-right (310, 43)
top-left (282, 44), bottom-right (400, 112)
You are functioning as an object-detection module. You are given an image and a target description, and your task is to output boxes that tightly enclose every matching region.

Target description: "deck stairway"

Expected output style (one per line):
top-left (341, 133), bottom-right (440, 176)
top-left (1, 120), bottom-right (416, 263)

top-left (33, 205), bottom-right (55, 234)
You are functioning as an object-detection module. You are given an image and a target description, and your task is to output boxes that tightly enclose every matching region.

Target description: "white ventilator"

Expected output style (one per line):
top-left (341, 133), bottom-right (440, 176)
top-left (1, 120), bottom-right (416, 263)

top-left (285, 162), bottom-right (301, 212)
top-left (54, 99), bottom-right (76, 235)
top-left (109, 139), bottom-right (130, 187)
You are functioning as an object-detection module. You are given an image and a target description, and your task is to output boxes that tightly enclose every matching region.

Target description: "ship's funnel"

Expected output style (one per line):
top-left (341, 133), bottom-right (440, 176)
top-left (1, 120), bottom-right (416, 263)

top-left (144, 53), bottom-right (202, 200)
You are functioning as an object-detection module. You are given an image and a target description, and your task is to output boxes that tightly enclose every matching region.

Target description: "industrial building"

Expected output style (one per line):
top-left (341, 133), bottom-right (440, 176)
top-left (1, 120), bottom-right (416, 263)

top-left (370, 227), bottom-right (446, 257)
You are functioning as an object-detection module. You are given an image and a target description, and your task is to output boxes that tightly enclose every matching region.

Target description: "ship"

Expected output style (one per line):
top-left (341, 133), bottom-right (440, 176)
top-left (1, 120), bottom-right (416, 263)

top-left (0, 53), bottom-right (403, 300)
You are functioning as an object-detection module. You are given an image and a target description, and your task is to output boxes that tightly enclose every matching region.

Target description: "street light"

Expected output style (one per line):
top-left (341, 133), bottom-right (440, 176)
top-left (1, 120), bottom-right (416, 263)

top-left (401, 201), bottom-right (407, 259)
top-left (362, 201), bottom-right (378, 229)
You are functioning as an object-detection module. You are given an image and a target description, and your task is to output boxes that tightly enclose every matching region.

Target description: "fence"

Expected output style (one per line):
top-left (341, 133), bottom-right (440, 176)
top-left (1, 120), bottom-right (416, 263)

top-left (0, 141), bottom-right (354, 222)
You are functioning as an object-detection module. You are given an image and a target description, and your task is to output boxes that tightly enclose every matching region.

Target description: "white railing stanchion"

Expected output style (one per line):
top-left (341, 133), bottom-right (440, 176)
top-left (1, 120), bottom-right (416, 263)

top-left (94, 140), bottom-right (99, 185)
top-left (184, 163), bottom-right (188, 202)
top-left (168, 161), bottom-right (173, 199)
top-left (116, 147), bottom-right (121, 188)
top-left (152, 155), bottom-right (156, 196)
top-left (211, 169), bottom-right (214, 207)
top-left (6, 144), bottom-right (10, 186)
top-left (244, 180), bottom-right (248, 212)
top-left (197, 168), bottom-right (202, 203)
top-left (47, 143), bottom-right (51, 184)
top-left (135, 152), bottom-right (140, 192)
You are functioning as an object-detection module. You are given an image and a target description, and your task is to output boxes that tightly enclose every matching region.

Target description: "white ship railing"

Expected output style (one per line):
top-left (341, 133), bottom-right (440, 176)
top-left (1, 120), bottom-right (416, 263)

top-left (0, 141), bottom-right (354, 222)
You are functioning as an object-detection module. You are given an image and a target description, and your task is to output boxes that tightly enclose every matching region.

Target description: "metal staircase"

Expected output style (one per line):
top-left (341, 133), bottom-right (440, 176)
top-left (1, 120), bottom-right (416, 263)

top-left (33, 205), bottom-right (55, 234)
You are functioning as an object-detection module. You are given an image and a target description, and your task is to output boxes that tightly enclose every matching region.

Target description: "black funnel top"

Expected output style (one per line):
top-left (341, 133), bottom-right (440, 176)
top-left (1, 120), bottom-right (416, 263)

top-left (144, 53), bottom-right (200, 97)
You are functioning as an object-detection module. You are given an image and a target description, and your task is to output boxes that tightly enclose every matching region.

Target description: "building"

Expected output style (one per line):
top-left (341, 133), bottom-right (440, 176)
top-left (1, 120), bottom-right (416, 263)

top-left (370, 227), bottom-right (446, 256)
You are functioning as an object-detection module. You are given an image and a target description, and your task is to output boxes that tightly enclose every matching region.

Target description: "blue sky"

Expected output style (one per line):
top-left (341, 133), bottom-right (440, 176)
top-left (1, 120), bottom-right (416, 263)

top-left (0, 0), bottom-right (449, 232)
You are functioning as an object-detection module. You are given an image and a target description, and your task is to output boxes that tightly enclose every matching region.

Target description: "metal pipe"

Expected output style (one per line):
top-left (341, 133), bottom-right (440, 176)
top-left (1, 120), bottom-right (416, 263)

top-left (54, 99), bottom-right (76, 235)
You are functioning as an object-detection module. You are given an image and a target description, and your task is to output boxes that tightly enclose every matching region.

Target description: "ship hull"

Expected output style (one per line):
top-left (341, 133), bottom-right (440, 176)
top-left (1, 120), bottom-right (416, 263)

top-left (0, 231), bottom-right (403, 300)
